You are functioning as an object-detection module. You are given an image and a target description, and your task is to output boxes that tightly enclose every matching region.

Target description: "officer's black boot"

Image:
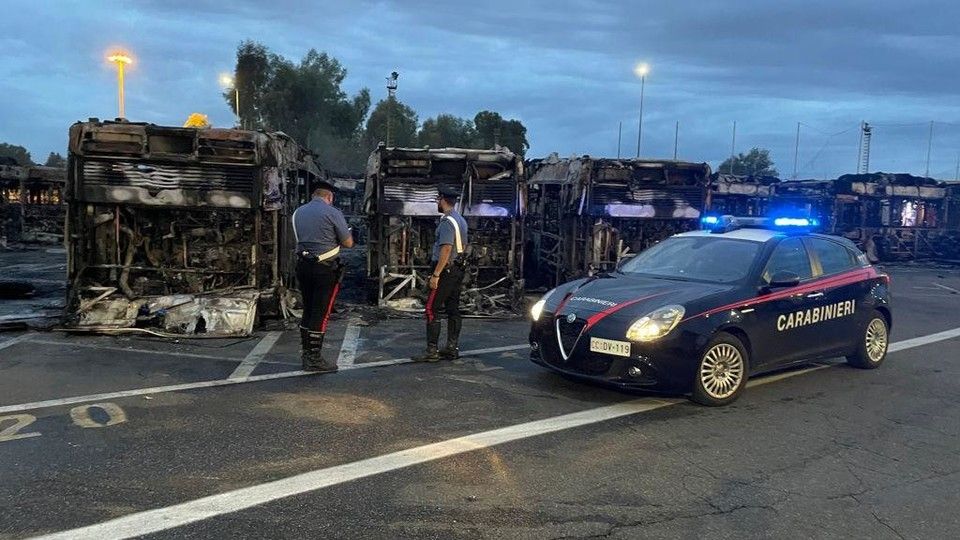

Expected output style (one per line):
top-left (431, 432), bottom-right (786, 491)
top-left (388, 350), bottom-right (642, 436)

top-left (439, 318), bottom-right (461, 360)
top-left (305, 330), bottom-right (338, 373)
top-left (413, 321), bottom-right (442, 362)
top-left (299, 326), bottom-right (312, 370)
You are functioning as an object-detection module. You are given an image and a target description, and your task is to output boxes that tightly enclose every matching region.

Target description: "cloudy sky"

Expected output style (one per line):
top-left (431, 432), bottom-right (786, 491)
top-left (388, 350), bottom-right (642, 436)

top-left (3, 0), bottom-right (959, 178)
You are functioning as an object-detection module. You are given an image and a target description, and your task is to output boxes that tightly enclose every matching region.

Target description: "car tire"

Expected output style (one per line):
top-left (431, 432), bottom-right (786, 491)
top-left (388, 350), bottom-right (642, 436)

top-left (691, 333), bottom-right (750, 406)
top-left (846, 310), bottom-right (888, 369)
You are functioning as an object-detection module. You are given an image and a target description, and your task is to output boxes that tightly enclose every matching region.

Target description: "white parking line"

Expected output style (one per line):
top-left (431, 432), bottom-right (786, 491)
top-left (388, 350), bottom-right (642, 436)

top-left (22, 361), bottom-right (856, 540)
top-left (0, 344), bottom-right (530, 415)
top-left (228, 331), bottom-right (283, 379)
top-left (932, 282), bottom-right (960, 294)
top-left (336, 319), bottom-right (362, 367)
top-left (25, 328), bottom-right (960, 539)
top-left (31, 399), bottom-right (681, 540)
top-left (888, 327), bottom-right (960, 353)
top-left (0, 333), bottom-right (33, 352)
top-left (26, 338), bottom-right (242, 363)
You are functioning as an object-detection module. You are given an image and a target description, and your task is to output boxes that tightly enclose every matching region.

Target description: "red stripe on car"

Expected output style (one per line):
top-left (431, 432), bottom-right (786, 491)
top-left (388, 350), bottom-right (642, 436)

top-left (685, 267), bottom-right (879, 321)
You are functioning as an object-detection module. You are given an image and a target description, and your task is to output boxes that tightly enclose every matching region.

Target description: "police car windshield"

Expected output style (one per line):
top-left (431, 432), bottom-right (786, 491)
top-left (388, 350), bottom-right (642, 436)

top-left (619, 236), bottom-right (761, 283)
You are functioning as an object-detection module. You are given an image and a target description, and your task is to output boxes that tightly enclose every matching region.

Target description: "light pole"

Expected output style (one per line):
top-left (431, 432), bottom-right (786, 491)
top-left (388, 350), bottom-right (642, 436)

top-left (219, 74), bottom-right (240, 127)
top-left (386, 71), bottom-right (399, 147)
top-left (107, 51), bottom-right (132, 118)
top-left (634, 63), bottom-right (650, 158)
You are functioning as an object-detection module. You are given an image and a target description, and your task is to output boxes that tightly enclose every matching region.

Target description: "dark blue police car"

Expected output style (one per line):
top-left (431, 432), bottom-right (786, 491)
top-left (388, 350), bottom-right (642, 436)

top-left (529, 215), bottom-right (892, 406)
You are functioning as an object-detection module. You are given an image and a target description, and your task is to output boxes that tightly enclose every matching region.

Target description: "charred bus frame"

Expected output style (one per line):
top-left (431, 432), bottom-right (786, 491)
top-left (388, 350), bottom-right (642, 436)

top-left (1, 162), bottom-right (66, 244)
top-left (525, 155), bottom-right (710, 287)
top-left (65, 119), bottom-right (323, 336)
top-left (365, 146), bottom-right (526, 316)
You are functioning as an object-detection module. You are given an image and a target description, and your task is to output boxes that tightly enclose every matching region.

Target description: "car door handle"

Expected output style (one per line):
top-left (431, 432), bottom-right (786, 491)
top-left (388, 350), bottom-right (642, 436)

top-left (806, 292), bottom-right (824, 299)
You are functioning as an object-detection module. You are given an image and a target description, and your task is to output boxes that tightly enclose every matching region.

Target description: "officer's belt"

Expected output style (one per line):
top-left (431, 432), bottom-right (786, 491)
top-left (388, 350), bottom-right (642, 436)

top-left (302, 246), bottom-right (340, 262)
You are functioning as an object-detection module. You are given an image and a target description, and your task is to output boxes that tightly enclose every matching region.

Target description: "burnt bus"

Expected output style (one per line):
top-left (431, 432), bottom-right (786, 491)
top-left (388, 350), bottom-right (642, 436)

top-left (365, 145), bottom-right (526, 316)
top-left (65, 119), bottom-right (323, 336)
top-left (0, 161), bottom-right (66, 244)
top-left (525, 155), bottom-right (710, 287)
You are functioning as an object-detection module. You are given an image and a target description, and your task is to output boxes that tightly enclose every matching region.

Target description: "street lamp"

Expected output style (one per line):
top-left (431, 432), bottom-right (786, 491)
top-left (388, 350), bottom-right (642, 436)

top-left (107, 51), bottom-right (132, 119)
top-left (633, 62), bottom-right (650, 158)
top-left (219, 73), bottom-right (240, 126)
top-left (385, 71), bottom-right (399, 147)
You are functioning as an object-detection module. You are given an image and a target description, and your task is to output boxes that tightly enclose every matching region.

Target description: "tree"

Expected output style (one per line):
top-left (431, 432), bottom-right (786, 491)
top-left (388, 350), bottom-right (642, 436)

top-left (363, 98), bottom-right (419, 150)
top-left (0, 143), bottom-right (33, 166)
top-left (473, 111), bottom-right (529, 156)
top-left (417, 114), bottom-right (477, 148)
top-left (225, 41), bottom-right (271, 128)
top-left (44, 152), bottom-right (66, 168)
top-left (718, 147), bottom-right (778, 177)
top-left (224, 41), bottom-right (371, 172)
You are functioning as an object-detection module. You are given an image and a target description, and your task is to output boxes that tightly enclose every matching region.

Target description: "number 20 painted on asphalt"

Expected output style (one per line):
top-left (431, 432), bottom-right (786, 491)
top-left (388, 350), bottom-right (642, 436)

top-left (0, 403), bottom-right (127, 443)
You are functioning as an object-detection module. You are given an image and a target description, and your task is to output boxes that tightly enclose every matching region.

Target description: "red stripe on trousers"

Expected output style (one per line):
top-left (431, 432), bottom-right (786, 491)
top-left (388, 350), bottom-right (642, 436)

top-left (425, 288), bottom-right (438, 322)
top-left (319, 283), bottom-right (340, 332)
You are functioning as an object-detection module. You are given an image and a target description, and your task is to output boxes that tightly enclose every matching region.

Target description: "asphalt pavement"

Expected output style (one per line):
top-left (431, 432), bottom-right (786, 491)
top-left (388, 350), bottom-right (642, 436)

top-left (1, 264), bottom-right (959, 539)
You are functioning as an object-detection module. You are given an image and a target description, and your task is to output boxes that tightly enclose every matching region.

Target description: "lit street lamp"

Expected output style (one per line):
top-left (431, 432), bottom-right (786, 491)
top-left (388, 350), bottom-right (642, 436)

top-left (219, 73), bottom-right (240, 127)
top-left (634, 62), bottom-right (650, 158)
top-left (107, 51), bottom-right (132, 119)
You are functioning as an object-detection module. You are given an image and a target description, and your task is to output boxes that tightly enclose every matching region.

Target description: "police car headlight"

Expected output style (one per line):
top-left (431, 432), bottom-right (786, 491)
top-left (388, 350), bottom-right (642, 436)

top-left (530, 288), bottom-right (557, 322)
top-left (625, 305), bottom-right (685, 342)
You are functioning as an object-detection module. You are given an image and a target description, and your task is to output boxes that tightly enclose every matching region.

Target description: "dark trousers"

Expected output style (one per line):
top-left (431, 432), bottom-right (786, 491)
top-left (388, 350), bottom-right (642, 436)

top-left (424, 266), bottom-right (464, 349)
top-left (297, 257), bottom-right (342, 332)
top-left (425, 266), bottom-right (464, 323)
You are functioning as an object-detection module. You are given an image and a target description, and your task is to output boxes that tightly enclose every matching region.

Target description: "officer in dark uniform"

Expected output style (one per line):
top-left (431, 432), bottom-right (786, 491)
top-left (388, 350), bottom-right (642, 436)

top-left (292, 179), bottom-right (354, 372)
top-left (414, 185), bottom-right (469, 362)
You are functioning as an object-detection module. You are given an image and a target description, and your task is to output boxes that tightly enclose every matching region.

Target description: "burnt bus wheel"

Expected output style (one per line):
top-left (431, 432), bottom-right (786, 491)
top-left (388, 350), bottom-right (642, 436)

top-left (846, 310), bottom-right (888, 369)
top-left (691, 332), bottom-right (749, 406)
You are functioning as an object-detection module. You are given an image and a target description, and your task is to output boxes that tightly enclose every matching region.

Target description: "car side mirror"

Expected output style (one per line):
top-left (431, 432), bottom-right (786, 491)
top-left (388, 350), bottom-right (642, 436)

top-left (767, 271), bottom-right (800, 289)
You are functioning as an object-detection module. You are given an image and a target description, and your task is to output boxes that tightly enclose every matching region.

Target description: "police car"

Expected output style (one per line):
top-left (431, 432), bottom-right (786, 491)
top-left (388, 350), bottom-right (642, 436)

top-left (529, 215), bottom-right (892, 406)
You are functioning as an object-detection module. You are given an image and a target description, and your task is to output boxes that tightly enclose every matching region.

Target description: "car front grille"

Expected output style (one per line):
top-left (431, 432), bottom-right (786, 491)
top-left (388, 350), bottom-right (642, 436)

top-left (556, 317), bottom-right (586, 358)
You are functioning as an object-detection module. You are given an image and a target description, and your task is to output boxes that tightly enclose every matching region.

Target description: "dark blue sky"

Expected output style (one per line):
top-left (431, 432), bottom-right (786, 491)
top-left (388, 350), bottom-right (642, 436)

top-left (3, 0), bottom-right (959, 178)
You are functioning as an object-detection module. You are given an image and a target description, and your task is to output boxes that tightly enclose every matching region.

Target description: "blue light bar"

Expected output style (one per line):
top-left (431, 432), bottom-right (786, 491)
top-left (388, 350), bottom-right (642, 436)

top-left (701, 214), bottom-right (820, 234)
top-left (772, 217), bottom-right (819, 228)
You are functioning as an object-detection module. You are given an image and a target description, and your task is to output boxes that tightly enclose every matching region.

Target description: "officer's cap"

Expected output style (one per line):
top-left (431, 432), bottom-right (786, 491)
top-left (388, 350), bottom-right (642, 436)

top-left (437, 185), bottom-right (460, 200)
top-left (310, 178), bottom-right (338, 193)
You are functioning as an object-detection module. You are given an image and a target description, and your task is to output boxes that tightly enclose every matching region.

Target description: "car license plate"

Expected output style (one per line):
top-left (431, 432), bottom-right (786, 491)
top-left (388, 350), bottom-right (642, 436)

top-left (589, 337), bottom-right (632, 357)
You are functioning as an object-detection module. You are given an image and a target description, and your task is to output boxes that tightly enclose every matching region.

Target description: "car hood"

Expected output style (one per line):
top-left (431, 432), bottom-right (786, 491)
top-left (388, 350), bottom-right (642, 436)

top-left (549, 273), bottom-right (735, 324)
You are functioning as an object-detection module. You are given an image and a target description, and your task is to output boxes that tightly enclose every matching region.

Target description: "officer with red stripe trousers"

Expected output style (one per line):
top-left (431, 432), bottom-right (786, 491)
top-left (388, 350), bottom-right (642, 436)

top-left (292, 179), bottom-right (354, 372)
top-left (414, 185), bottom-right (469, 362)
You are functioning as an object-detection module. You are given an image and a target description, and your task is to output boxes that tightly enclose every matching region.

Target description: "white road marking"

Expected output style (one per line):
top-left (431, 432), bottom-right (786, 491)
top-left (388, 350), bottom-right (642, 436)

top-left (932, 282), bottom-right (960, 294)
top-left (888, 326), bottom-right (960, 353)
top-left (27, 328), bottom-right (960, 539)
top-left (336, 319), bottom-right (362, 367)
top-left (228, 331), bottom-right (283, 379)
top-left (27, 338), bottom-right (242, 363)
top-left (31, 399), bottom-right (682, 540)
top-left (0, 333), bottom-right (32, 352)
top-left (0, 344), bottom-right (530, 415)
top-left (26, 349), bottom-right (874, 540)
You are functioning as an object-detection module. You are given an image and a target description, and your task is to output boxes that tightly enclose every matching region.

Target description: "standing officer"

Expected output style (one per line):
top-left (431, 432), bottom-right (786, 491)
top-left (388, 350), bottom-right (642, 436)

top-left (414, 185), bottom-right (469, 362)
top-left (292, 179), bottom-right (354, 372)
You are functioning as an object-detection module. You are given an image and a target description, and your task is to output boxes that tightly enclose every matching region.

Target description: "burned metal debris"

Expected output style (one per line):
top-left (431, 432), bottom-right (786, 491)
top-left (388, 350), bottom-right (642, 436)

top-left (707, 173), bottom-right (777, 217)
top-left (0, 160), bottom-right (66, 245)
top-left (64, 119), bottom-right (324, 336)
top-left (832, 173), bottom-right (951, 261)
top-left (365, 145), bottom-right (526, 316)
top-left (525, 155), bottom-right (710, 286)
